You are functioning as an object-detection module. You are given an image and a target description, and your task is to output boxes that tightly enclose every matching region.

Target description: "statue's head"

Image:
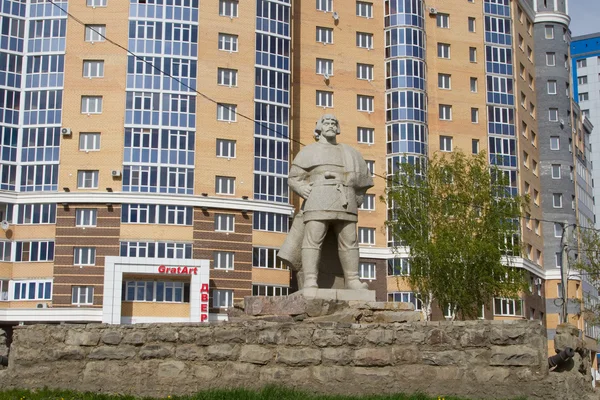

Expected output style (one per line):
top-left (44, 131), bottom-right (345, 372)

top-left (314, 114), bottom-right (340, 140)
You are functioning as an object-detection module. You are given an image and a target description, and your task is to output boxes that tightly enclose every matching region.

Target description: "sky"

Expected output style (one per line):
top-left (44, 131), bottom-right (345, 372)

top-left (568, 0), bottom-right (600, 37)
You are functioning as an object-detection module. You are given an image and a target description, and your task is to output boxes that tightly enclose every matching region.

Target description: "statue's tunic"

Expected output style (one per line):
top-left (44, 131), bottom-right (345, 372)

top-left (280, 142), bottom-right (374, 269)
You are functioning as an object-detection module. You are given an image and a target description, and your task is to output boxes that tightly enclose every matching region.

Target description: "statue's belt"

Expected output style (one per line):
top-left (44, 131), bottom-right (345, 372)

top-left (311, 180), bottom-right (349, 207)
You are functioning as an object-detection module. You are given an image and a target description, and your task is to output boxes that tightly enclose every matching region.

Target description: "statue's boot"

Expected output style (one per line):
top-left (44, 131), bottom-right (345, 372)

top-left (301, 248), bottom-right (320, 288)
top-left (339, 248), bottom-right (368, 290)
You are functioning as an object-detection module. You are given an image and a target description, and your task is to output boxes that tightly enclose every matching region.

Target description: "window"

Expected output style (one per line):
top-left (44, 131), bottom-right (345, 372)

top-left (579, 92), bottom-right (589, 102)
top-left (120, 241), bottom-right (192, 259)
top-left (555, 252), bottom-right (563, 268)
top-left (518, 34), bottom-right (524, 50)
top-left (252, 285), bottom-right (289, 296)
top-left (438, 73), bottom-right (451, 89)
top-left (215, 213), bottom-right (235, 232)
top-left (439, 104), bottom-right (452, 120)
top-left (357, 127), bottom-right (374, 144)
top-left (470, 77), bottom-right (478, 92)
top-left (494, 298), bottom-right (523, 316)
top-left (545, 25), bottom-right (554, 39)
top-left (532, 159), bottom-right (538, 175)
top-left (77, 170), bottom-right (99, 189)
top-left (356, 63), bottom-right (373, 80)
top-left (211, 289), bottom-right (234, 308)
top-left (253, 247), bottom-right (286, 269)
top-left (519, 63), bottom-right (525, 79)
top-left (468, 17), bottom-right (476, 32)
top-left (87, 0), bottom-right (107, 6)
top-left (356, 1), bottom-right (373, 18)
top-left (365, 160), bottom-right (375, 176)
top-left (16, 204), bottom-right (56, 224)
top-left (85, 25), bottom-right (105, 42)
top-left (74, 247), bottom-right (96, 266)
top-left (550, 136), bottom-right (560, 150)
top-left (217, 68), bottom-right (237, 87)
top-left (359, 194), bottom-right (375, 211)
top-left (316, 91), bottom-right (333, 108)
top-left (358, 227), bottom-right (375, 245)
top-left (469, 47), bottom-right (477, 62)
top-left (216, 139), bottom-right (236, 158)
top-left (76, 209), bottom-right (97, 227)
top-left (83, 60), bottom-right (104, 78)
top-left (551, 164), bottom-right (561, 179)
top-left (577, 59), bottom-right (587, 68)
top-left (218, 33), bottom-right (238, 52)
top-left (549, 108), bottom-right (558, 121)
top-left (219, 0), bottom-right (238, 17)
top-left (317, 0), bottom-right (333, 12)
top-left (217, 103), bottom-right (237, 122)
top-left (437, 43), bottom-right (450, 59)
top-left (81, 96), bottom-right (103, 114)
top-left (578, 76), bottom-right (588, 85)
top-left (554, 223), bottom-right (563, 238)
top-left (214, 251), bottom-right (234, 270)
top-left (125, 281), bottom-right (186, 303)
top-left (472, 139), bottom-right (479, 154)
top-left (79, 133), bottom-right (100, 151)
top-left (0, 280), bottom-right (8, 301)
top-left (533, 189), bottom-right (539, 205)
top-left (253, 212), bottom-right (289, 233)
top-left (547, 80), bottom-right (557, 94)
top-left (523, 151), bottom-right (529, 168)
top-left (520, 92), bottom-right (527, 108)
top-left (437, 14), bottom-right (450, 28)
top-left (388, 292), bottom-right (422, 310)
top-left (356, 32), bottom-right (373, 49)
top-left (316, 27), bottom-right (333, 44)
top-left (72, 286), bottom-right (94, 306)
top-left (12, 281), bottom-right (52, 301)
top-left (316, 59), bottom-right (333, 76)
top-left (15, 241), bottom-right (54, 262)
top-left (357, 95), bottom-right (374, 112)
top-left (553, 193), bottom-right (563, 208)
top-left (528, 74), bottom-right (534, 89)
top-left (440, 135), bottom-right (453, 152)
top-left (527, 46), bottom-right (532, 61)
top-left (215, 176), bottom-right (235, 195)
top-left (359, 262), bottom-right (376, 280)
top-left (388, 258), bottom-right (410, 276)
top-left (546, 53), bottom-right (555, 66)
top-left (471, 108), bottom-right (479, 123)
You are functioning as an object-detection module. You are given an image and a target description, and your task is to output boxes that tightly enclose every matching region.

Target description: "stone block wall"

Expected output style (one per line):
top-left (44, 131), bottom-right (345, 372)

top-left (0, 321), bottom-right (595, 400)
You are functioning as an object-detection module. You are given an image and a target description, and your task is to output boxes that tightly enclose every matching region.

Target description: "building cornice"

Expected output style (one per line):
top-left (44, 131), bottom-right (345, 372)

top-left (517, 0), bottom-right (536, 22)
top-left (0, 191), bottom-right (295, 215)
top-left (0, 307), bottom-right (102, 322)
top-left (534, 12), bottom-right (570, 26)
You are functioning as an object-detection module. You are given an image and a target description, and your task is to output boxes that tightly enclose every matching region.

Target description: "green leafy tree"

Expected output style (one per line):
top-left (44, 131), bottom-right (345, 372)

top-left (571, 227), bottom-right (600, 329)
top-left (385, 151), bottom-right (527, 320)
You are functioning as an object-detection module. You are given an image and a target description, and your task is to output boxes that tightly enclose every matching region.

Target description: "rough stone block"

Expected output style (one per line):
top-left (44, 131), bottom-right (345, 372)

top-left (178, 328), bottom-right (196, 343)
top-left (101, 331), bottom-right (122, 345)
top-left (50, 345), bottom-right (86, 361)
top-left (194, 364), bottom-right (219, 381)
top-left (175, 344), bottom-right (205, 361)
top-left (365, 329), bottom-right (394, 345)
top-left (283, 327), bottom-right (313, 346)
top-left (239, 345), bottom-right (273, 365)
top-left (490, 345), bottom-right (539, 366)
top-left (206, 344), bottom-right (239, 361)
top-left (322, 347), bottom-right (353, 365)
top-left (312, 329), bottom-right (345, 347)
top-left (472, 366), bottom-right (511, 382)
top-left (392, 345), bottom-right (420, 364)
top-left (489, 326), bottom-right (527, 345)
top-left (354, 348), bottom-right (393, 366)
top-left (372, 311), bottom-right (421, 323)
top-left (195, 328), bottom-right (213, 345)
top-left (276, 347), bottom-right (321, 366)
top-left (65, 330), bottom-right (101, 346)
top-left (311, 365), bottom-right (347, 383)
top-left (88, 345), bottom-right (136, 360)
top-left (214, 326), bottom-right (246, 343)
top-left (421, 350), bottom-right (465, 366)
top-left (147, 327), bottom-right (178, 342)
top-left (157, 360), bottom-right (186, 379)
top-left (139, 344), bottom-right (174, 359)
top-left (122, 331), bottom-right (146, 346)
top-left (245, 296), bottom-right (309, 316)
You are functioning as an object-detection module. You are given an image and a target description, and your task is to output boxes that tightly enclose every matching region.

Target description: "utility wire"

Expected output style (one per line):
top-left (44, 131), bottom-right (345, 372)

top-left (45, 0), bottom-right (600, 236)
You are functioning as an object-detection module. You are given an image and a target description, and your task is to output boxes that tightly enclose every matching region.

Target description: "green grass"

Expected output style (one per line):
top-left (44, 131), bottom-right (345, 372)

top-left (0, 387), bottom-right (526, 400)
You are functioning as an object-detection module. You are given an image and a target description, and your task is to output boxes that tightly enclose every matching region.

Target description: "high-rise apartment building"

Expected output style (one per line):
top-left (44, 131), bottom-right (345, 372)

top-left (0, 0), bottom-right (596, 357)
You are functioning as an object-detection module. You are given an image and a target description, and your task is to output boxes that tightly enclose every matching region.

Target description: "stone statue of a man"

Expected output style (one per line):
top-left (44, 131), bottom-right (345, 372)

top-left (279, 114), bottom-right (374, 290)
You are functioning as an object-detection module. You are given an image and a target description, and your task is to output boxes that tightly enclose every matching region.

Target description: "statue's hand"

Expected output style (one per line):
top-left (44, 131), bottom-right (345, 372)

top-left (298, 183), bottom-right (313, 199)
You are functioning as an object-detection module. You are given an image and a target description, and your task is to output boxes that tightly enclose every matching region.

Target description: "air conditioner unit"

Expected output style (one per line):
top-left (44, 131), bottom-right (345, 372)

top-left (36, 303), bottom-right (47, 309)
top-left (332, 11), bottom-right (339, 21)
top-left (111, 170), bottom-right (122, 177)
top-left (61, 127), bottom-right (71, 136)
top-left (429, 7), bottom-right (438, 14)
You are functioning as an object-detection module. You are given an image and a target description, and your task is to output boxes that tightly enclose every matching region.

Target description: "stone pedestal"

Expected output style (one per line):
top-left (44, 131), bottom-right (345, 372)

top-left (291, 288), bottom-right (376, 302)
top-left (229, 295), bottom-right (421, 324)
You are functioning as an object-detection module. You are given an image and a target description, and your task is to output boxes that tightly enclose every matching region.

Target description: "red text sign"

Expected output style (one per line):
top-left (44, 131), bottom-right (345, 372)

top-left (157, 265), bottom-right (198, 275)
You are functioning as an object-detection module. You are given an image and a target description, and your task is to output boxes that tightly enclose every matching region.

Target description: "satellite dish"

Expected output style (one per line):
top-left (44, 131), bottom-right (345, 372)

top-left (332, 11), bottom-right (339, 21)
top-left (1, 220), bottom-right (8, 231)
top-left (323, 73), bottom-right (331, 81)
